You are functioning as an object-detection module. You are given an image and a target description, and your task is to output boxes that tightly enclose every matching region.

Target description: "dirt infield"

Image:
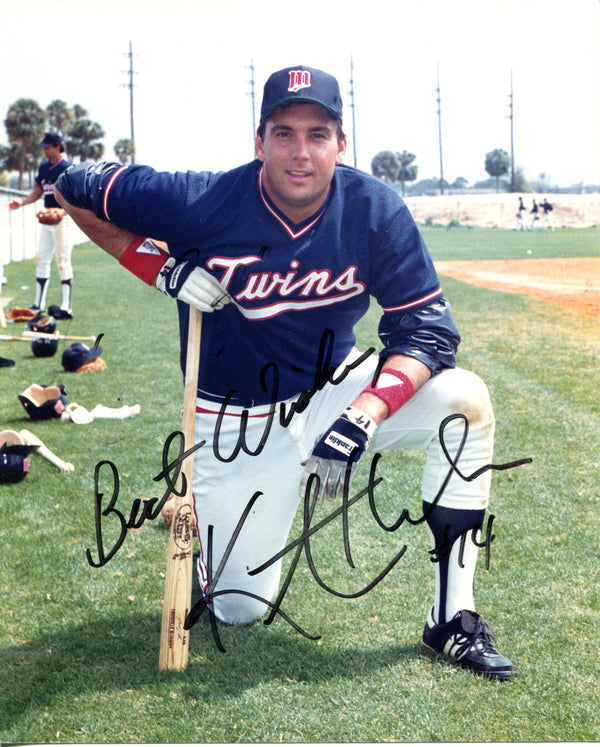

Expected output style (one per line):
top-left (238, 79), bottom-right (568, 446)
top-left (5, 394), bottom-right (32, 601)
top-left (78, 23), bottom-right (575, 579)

top-left (435, 257), bottom-right (600, 319)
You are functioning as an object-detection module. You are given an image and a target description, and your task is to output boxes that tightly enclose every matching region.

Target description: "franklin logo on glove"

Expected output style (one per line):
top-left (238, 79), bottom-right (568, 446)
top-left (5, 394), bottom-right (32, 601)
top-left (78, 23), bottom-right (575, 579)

top-left (300, 406), bottom-right (377, 504)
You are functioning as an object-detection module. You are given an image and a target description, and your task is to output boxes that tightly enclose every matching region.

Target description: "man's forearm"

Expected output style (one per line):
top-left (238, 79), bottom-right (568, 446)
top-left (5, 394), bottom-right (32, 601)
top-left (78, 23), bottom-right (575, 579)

top-left (54, 186), bottom-right (138, 261)
top-left (353, 354), bottom-right (431, 423)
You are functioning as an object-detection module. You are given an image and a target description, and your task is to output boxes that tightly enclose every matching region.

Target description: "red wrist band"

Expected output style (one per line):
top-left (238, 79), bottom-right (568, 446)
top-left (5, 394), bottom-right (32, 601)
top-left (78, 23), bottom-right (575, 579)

top-left (118, 237), bottom-right (169, 285)
top-left (361, 367), bottom-right (415, 417)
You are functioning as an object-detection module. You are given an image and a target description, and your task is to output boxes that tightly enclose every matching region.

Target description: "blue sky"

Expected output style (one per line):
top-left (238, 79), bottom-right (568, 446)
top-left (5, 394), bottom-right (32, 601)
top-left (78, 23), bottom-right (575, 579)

top-left (2, 0), bottom-right (598, 187)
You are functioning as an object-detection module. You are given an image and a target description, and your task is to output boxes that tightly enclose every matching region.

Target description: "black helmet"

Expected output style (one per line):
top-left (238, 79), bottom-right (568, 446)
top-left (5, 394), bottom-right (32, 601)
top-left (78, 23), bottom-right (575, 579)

top-left (27, 315), bottom-right (59, 358)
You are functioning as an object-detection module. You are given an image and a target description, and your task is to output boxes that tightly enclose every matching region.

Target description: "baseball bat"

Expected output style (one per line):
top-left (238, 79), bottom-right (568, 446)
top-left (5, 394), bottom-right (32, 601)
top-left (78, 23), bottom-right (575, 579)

top-left (158, 307), bottom-right (203, 671)
top-left (0, 332), bottom-right (97, 343)
top-left (0, 303), bottom-right (6, 328)
top-left (18, 429), bottom-right (75, 473)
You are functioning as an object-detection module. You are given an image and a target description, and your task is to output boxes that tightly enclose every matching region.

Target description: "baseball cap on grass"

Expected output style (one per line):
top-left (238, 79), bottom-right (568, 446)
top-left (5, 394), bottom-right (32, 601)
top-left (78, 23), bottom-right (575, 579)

top-left (0, 430), bottom-right (37, 483)
top-left (62, 342), bottom-right (102, 372)
top-left (260, 65), bottom-right (343, 124)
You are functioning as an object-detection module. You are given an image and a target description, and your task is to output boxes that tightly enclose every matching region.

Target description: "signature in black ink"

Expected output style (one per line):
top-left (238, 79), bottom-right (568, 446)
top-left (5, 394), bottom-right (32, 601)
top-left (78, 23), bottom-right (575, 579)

top-left (184, 414), bottom-right (532, 650)
top-left (212, 328), bottom-right (375, 462)
top-left (86, 431), bottom-right (205, 568)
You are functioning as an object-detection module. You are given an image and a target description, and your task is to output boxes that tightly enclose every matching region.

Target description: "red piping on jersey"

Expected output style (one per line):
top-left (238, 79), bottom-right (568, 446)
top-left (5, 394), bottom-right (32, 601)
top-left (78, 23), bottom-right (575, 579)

top-left (48, 156), bottom-right (65, 171)
top-left (196, 405), bottom-right (271, 418)
top-left (382, 287), bottom-right (442, 312)
top-left (102, 165), bottom-right (128, 220)
top-left (258, 166), bottom-right (326, 240)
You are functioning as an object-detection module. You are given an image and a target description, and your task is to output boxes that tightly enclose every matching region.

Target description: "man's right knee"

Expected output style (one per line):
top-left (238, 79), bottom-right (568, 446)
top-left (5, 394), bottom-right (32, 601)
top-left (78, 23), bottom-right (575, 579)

top-left (212, 592), bottom-right (269, 626)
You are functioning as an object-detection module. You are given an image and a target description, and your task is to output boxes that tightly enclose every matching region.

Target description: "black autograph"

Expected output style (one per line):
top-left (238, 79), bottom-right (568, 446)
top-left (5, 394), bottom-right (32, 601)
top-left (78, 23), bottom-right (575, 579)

top-left (183, 413), bottom-right (530, 651)
top-left (85, 327), bottom-right (533, 652)
top-left (86, 431), bottom-right (205, 568)
top-left (213, 328), bottom-right (375, 462)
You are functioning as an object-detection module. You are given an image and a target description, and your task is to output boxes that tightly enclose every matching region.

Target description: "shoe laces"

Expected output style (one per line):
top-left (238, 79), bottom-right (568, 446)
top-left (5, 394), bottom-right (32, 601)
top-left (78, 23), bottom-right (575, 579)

top-left (455, 614), bottom-right (497, 659)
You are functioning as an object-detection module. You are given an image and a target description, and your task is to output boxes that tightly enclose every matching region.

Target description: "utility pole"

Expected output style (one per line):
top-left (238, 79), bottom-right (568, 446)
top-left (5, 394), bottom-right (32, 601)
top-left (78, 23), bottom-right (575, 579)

top-left (123, 41), bottom-right (136, 163)
top-left (508, 68), bottom-right (515, 192)
top-left (247, 59), bottom-right (257, 152)
top-left (435, 62), bottom-right (444, 195)
top-left (348, 55), bottom-right (357, 168)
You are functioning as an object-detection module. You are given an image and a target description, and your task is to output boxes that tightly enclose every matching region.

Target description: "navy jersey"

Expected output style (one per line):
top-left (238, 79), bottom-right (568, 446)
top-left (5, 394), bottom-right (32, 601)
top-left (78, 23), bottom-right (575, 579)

top-left (57, 160), bottom-right (460, 407)
top-left (36, 156), bottom-right (72, 208)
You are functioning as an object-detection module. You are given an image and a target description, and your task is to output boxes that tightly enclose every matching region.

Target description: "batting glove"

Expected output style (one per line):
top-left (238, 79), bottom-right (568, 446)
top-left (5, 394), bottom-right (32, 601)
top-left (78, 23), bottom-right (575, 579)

top-left (299, 406), bottom-right (377, 504)
top-left (156, 257), bottom-right (231, 313)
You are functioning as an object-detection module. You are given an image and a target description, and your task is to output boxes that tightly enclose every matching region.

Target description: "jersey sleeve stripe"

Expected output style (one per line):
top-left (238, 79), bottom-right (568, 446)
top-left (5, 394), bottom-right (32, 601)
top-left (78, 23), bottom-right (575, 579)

top-left (102, 165), bottom-right (128, 221)
top-left (382, 287), bottom-right (443, 312)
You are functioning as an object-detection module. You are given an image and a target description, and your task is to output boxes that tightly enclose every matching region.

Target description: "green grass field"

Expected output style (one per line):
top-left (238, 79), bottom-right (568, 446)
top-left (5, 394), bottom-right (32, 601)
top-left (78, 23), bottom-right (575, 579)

top-left (1, 227), bottom-right (598, 743)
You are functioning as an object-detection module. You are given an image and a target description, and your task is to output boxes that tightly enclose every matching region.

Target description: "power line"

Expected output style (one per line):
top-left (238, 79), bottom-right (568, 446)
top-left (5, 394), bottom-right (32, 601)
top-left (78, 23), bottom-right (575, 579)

top-left (246, 59), bottom-right (257, 154)
top-left (122, 41), bottom-right (137, 163)
top-left (507, 68), bottom-right (515, 192)
top-left (348, 55), bottom-right (357, 168)
top-left (435, 62), bottom-right (444, 195)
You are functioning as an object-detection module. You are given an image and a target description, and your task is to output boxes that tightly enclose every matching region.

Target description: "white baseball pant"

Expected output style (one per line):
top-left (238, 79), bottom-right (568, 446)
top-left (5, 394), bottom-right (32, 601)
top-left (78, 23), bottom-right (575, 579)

top-left (191, 349), bottom-right (494, 625)
top-left (36, 215), bottom-right (74, 280)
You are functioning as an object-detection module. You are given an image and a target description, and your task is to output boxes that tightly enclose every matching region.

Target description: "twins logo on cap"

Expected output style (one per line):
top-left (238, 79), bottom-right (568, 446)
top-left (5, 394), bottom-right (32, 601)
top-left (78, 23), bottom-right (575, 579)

top-left (288, 70), bottom-right (311, 92)
top-left (260, 65), bottom-right (343, 124)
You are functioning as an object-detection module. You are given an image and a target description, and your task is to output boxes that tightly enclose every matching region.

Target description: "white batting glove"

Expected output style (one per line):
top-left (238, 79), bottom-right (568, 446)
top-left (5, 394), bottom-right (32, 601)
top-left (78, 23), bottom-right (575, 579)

top-left (155, 257), bottom-right (231, 313)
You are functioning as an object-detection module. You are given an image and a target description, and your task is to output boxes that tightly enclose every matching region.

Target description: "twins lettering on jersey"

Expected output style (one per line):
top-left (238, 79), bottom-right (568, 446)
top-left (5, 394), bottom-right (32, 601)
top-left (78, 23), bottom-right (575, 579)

top-left (41, 179), bottom-right (59, 197)
top-left (206, 255), bottom-right (365, 320)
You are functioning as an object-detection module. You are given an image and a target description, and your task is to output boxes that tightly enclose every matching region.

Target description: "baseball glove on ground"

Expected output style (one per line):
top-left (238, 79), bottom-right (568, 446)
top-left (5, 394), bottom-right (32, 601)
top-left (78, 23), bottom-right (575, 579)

top-left (76, 356), bottom-right (107, 373)
top-left (7, 307), bottom-right (36, 322)
top-left (36, 208), bottom-right (65, 225)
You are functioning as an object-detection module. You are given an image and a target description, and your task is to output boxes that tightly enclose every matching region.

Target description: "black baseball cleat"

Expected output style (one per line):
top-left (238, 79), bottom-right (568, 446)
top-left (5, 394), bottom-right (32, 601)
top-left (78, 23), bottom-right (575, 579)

top-left (49, 305), bottom-right (73, 320)
top-left (422, 608), bottom-right (517, 681)
top-left (0, 356), bottom-right (15, 367)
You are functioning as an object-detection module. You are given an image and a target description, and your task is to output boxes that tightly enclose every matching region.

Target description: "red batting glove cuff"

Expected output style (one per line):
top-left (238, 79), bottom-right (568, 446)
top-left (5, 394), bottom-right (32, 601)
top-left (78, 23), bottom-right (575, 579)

top-left (361, 367), bottom-right (415, 418)
top-left (118, 237), bottom-right (170, 285)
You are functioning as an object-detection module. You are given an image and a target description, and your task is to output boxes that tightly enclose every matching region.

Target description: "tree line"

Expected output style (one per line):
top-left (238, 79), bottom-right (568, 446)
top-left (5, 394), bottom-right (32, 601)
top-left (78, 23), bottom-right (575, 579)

top-left (0, 98), bottom-right (135, 189)
top-left (371, 147), bottom-right (530, 195)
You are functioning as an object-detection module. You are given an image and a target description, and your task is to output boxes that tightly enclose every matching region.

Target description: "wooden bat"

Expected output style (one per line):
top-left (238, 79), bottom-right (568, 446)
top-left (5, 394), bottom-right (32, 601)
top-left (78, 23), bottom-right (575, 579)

top-left (18, 429), bottom-right (75, 473)
top-left (0, 303), bottom-right (6, 328)
top-left (0, 331), bottom-right (97, 342)
top-left (158, 307), bottom-right (203, 671)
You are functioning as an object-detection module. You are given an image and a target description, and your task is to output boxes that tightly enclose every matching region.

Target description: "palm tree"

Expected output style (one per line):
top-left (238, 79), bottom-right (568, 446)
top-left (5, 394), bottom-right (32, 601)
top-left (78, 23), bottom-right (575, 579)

top-left (46, 99), bottom-right (73, 137)
top-left (395, 150), bottom-right (418, 196)
top-left (371, 150), bottom-right (400, 184)
top-left (114, 138), bottom-right (136, 165)
top-left (4, 98), bottom-right (46, 188)
top-left (484, 149), bottom-right (510, 192)
top-left (66, 118), bottom-right (105, 162)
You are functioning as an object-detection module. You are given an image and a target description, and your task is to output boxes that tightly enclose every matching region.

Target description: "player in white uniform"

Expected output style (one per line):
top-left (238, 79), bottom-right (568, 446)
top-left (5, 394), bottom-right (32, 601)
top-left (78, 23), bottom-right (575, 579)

top-left (55, 65), bottom-right (521, 680)
top-left (9, 132), bottom-right (74, 318)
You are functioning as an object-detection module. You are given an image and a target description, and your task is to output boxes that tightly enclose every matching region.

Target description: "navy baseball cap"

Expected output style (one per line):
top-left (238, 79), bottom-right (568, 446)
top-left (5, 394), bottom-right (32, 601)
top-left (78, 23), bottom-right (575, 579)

top-left (260, 65), bottom-right (343, 124)
top-left (62, 342), bottom-right (102, 372)
top-left (40, 131), bottom-right (63, 147)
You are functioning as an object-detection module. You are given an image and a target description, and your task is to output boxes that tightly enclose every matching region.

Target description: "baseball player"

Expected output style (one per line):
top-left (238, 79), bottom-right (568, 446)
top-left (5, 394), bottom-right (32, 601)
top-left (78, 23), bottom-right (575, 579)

top-left (9, 132), bottom-right (74, 318)
top-left (55, 65), bottom-right (517, 680)
top-left (529, 198), bottom-right (540, 231)
top-left (515, 196), bottom-right (526, 230)
top-left (540, 198), bottom-right (554, 231)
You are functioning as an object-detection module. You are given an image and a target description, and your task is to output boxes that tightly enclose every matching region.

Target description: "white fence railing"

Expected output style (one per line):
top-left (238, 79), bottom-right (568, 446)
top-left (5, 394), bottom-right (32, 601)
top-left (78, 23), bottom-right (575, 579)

top-left (0, 186), bottom-right (87, 267)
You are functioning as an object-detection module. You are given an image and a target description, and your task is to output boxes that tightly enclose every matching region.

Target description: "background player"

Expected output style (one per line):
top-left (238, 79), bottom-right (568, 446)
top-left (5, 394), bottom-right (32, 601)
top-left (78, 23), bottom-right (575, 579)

top-left (9, 132), bottom-right (74, 318)
top-left (540, 198), bottom-right (554, 230)
top-left (55, 65), bottom-right (517, 680)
